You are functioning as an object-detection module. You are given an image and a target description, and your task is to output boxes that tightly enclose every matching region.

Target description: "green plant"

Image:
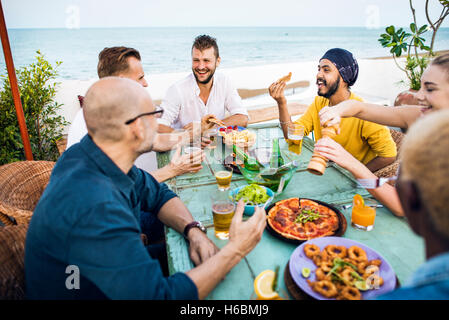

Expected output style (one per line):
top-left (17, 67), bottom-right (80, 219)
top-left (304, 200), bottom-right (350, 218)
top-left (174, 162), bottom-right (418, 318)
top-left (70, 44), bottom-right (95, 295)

top-left (0, 50), bottom-right (67, 164)
top-left (378, 0), bottom-right (449, 90)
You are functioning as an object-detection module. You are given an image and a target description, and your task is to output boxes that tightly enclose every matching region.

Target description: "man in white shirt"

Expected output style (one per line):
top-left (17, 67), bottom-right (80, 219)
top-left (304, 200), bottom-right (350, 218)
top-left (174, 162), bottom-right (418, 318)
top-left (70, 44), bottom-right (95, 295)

top-left (158, 35), bottom-right (249, 133)
top-left (66, 46), bottom-right (203, 183)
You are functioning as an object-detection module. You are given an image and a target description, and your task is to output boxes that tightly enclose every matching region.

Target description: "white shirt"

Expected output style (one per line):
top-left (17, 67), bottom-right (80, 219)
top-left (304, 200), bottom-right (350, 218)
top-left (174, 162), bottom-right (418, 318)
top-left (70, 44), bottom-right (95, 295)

top-left (158, 72), bottom-right (248, 129)
top-left (66, 109), bottom-right (158, 173)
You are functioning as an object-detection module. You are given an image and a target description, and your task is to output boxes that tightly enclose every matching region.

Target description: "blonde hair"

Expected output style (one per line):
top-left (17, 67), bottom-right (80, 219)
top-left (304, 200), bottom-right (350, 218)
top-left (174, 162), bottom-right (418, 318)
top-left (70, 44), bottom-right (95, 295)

top-left (400, 109), bottom-right (449, 237)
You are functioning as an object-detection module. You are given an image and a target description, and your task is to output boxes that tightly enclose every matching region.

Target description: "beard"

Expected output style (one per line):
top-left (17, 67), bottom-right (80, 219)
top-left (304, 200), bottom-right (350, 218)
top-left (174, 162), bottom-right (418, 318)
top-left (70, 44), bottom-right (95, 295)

top-left (317, 77), bottom-right (340, 99)
top-left (193, 66), bottom-right (216, 84)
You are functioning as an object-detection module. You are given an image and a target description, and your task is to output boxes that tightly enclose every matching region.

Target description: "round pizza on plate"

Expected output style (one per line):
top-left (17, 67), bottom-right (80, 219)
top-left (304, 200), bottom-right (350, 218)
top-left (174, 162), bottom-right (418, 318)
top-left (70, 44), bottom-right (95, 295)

top-left (267, 198), bottom-right (340, 240)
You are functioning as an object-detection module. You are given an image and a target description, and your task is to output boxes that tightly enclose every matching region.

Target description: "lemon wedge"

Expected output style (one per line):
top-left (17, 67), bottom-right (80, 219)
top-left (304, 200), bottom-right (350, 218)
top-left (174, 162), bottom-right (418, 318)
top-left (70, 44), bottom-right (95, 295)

top-left (355, 280), bottom-right (369, 291)
top-left (254, 270), bottom-right (280, 300)
top-left (301, 267), bottom-right (311, 278)
top-left (353, 194), bottom-right (364, 207)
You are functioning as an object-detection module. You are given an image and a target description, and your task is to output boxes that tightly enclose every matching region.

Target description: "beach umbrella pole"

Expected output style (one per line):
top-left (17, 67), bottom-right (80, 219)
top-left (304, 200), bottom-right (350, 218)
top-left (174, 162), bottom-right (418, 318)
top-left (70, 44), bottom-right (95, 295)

top-left (0, 0), bottom-right (33, 161)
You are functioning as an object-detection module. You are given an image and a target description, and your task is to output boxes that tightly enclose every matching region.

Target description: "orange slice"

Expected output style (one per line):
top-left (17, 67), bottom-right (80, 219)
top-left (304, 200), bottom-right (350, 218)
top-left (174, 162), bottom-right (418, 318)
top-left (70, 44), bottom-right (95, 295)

top-left (254, 270), bottom-right (280, 300)
top-left (353, 194), bottom-right (364, 207)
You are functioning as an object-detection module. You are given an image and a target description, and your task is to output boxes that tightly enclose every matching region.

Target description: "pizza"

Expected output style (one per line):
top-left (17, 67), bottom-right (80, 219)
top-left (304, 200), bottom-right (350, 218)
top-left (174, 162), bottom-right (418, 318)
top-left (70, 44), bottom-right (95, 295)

top-left (267, 198), bottom-right (340, 240)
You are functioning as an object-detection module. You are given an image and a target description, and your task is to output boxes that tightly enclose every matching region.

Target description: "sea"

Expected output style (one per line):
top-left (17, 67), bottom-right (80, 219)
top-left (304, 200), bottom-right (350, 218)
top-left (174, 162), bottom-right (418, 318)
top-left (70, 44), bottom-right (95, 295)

top-left (2, 26), bottom-right (449, 80)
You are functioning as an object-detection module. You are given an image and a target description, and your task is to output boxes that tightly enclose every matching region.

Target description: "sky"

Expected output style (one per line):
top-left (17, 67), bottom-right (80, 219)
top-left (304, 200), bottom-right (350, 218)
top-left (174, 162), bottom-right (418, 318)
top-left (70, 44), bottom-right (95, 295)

top-left (2, 0), bottom-right (449, 29)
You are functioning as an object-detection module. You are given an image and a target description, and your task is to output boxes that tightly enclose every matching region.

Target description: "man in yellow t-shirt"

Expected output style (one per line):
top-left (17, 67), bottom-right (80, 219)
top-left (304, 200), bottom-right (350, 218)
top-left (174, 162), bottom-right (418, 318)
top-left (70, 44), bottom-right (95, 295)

top-left (269, 48), bottom-right (396, 172)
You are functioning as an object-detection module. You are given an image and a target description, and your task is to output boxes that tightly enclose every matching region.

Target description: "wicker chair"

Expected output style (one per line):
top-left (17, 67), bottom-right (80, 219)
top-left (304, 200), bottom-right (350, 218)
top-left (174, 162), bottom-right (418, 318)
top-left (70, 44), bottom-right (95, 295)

top-left (373, 129), bottom-right (404, 183)
top-left (0, 224), bottom-right (28, 300)
top-left (0, 161), bottom-right (55, 225)
top-left (0, 161), bottom-right (55, 299)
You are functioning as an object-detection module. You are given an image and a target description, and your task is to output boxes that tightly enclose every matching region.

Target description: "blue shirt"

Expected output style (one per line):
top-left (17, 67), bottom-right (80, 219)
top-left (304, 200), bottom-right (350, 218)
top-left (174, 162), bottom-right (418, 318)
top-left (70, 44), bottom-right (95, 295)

top-left (379, 252), bottom-right (449, 300)
top-left (25, 135), bottom-right (198, 300)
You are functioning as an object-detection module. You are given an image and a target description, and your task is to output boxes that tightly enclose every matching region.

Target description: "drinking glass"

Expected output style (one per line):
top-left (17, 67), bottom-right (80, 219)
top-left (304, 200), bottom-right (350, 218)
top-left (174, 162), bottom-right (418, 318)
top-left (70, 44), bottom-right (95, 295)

top-left (211, 191), bottom-right (235, 240)
top-left (287, 123), bottom-right (304, 155)
top-left (215, 167), bottom-right (233, 190)
top-left (204, 128), bottom-right (218, 149)
top-left (351, 198), bottom-right (377, 231)
top-left (183, 146), bottom-right (203, 168)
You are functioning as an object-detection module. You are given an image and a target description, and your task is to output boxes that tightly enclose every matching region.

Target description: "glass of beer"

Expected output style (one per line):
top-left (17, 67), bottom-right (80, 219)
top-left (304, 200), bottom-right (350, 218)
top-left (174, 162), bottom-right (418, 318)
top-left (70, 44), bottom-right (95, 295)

top-left (287, 123), bottom-right (304, 155)
top-left (204, 129), bottom-right (218, 149)
top-left (211, 191), bottom-right (236, 240)
top-left (215, 167), bottom-right (233, 190)
top-left (183, 146), bottom-right (203, 168)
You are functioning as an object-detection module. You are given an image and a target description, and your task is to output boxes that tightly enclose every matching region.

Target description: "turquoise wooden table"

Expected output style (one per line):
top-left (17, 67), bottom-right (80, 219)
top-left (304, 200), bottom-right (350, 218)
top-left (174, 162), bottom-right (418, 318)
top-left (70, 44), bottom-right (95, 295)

top-left (157, 123), bottom-right (425, 300)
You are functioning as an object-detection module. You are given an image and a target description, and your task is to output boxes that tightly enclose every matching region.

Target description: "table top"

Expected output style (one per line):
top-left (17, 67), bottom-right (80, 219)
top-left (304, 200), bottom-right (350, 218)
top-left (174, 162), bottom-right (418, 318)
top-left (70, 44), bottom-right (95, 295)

top-left (157, 123), bottom-right (425, 300)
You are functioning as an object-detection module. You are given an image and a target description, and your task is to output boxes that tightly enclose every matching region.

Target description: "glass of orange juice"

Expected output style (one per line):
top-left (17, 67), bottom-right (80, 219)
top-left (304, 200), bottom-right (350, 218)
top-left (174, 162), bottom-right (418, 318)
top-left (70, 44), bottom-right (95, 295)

top-left (351, 197), bottom-right (377, 231)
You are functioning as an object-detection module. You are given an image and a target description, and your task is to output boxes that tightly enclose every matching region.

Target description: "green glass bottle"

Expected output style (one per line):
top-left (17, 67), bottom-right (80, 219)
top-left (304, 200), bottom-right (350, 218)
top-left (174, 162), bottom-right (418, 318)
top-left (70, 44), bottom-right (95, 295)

top-left (233, 145), bottom-right (264, 171)
top-left (269, 138), bottom-right (285, 168)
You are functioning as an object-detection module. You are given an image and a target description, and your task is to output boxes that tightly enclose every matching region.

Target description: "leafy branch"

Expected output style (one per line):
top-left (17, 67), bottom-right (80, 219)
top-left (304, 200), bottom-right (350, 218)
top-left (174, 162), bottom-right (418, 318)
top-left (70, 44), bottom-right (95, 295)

top-left (378, 0), bottom-right (448, 90)
top-left (0, 51), bottom-right (67, 164)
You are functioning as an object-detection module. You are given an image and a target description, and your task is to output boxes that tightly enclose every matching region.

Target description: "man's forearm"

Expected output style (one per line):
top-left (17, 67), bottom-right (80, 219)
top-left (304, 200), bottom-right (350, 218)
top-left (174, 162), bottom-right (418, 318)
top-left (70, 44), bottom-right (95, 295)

top-left (157, 197), bottom-right (196, 234)
top-left (150, 165), bottom-right (176, 183)
top-left (152, 133), bottom-right (183, 152)
top-left (222, 114), bottom-right (249, 127)
top-left (158, 123), bottom-right (174, 133)
top-left (277, 99), bottom-right (292, 139)
top-left (186, 244), bottom-right (242, 299)
top-left (365, 156), bottom-right (396, 173)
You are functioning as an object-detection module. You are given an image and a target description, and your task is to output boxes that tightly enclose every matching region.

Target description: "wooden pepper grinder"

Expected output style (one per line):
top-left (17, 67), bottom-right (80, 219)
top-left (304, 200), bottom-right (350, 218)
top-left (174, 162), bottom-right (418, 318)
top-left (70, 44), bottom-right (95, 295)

top-left (307, 124), bottom-right (339, 175)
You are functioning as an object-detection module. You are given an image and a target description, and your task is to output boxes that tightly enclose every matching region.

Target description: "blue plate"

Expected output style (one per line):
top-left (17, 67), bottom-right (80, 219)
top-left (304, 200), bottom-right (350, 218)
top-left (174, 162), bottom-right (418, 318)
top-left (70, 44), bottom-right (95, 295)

top-left (230, 185), bottom-right (274, 216)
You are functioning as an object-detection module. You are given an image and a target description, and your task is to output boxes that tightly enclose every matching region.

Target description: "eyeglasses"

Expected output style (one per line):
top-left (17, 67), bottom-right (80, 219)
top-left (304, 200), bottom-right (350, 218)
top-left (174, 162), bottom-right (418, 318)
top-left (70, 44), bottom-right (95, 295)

top-left (124, 107), bottom-right (164, 125)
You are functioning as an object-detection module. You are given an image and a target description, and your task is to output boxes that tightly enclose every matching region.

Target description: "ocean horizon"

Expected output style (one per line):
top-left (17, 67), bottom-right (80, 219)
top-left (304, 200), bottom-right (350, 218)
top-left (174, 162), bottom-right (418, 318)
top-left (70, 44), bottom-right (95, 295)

top-left (2, 26), bottom-right (449, 80)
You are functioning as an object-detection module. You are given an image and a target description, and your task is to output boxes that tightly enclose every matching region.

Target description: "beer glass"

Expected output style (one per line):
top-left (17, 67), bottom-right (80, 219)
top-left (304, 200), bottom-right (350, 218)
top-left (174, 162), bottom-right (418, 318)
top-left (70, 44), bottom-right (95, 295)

top-left (211, 190), bottom-right (235, 240)
top-left (287, 123), bottom-right (304, 155)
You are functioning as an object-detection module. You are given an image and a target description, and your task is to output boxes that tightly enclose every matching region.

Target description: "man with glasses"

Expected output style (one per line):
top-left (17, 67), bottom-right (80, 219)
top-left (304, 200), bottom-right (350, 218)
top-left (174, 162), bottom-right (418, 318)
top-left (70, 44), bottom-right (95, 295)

top-left (65, 47), bottom-right (204, 268)
top-left (66, 46), bottom-right (203, 183)
top-left (25, 77), bottom-right (266, 299)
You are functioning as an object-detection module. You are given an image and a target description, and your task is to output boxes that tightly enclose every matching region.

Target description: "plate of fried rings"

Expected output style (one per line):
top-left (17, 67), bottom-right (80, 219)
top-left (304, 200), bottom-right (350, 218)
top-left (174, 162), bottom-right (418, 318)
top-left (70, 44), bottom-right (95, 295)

top-left (289, 237), bottom-right (397, 300)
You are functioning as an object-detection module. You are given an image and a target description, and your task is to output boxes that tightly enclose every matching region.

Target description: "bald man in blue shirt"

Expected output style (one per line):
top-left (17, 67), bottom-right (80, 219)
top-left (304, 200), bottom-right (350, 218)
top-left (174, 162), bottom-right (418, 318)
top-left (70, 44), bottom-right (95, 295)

top-left (25, 77), bottom-right (266, 299)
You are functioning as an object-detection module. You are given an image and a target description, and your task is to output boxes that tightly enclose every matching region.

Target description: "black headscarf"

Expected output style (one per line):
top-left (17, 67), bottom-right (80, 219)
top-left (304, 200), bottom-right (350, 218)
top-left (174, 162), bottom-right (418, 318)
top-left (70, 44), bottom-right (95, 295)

top-left (320, 48), bottom-right (359, 87)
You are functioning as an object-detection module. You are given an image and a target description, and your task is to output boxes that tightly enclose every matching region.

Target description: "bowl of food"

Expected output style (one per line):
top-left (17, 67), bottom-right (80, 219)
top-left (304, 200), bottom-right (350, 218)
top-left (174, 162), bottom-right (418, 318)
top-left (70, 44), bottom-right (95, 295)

top-left (230, 184), bottom-right (274, 216)
top-left (239, 165), bottom-right (296, 193)
top-left (218, 126), bottom-right (257, 150)
top-left (238, 148), bottom-right (300, 193)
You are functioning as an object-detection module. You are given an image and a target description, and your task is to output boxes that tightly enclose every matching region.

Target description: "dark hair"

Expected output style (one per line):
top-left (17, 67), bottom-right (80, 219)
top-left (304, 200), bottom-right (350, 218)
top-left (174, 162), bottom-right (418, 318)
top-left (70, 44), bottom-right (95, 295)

top-left (97, 47), bottom-right (141, 78)
top-left (192, 35), bottom-right (219, 59)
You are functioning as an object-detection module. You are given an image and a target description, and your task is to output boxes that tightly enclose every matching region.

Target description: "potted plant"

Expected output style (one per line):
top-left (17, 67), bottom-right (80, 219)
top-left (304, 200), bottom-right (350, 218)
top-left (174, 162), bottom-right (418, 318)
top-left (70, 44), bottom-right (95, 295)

top-left (378, 0), bottom-right (449, 105)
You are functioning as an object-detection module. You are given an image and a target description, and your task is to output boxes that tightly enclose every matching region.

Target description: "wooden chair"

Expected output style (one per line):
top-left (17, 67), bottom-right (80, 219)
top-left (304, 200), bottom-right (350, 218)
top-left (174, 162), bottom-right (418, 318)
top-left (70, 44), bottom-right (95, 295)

top-left (373, 129), bottom-right (404, 183)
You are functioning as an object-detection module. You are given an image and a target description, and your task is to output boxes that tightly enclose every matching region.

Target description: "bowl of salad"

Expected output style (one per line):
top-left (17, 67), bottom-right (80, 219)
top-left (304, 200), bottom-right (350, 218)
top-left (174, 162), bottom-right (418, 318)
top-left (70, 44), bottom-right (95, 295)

top-left (230, 184), bottom-right (274, 216)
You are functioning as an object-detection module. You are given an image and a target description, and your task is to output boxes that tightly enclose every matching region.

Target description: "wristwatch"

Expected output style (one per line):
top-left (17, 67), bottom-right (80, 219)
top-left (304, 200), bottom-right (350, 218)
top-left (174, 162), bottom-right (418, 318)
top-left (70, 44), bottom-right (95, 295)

top-left (183, 221), bottom-right (207, 239)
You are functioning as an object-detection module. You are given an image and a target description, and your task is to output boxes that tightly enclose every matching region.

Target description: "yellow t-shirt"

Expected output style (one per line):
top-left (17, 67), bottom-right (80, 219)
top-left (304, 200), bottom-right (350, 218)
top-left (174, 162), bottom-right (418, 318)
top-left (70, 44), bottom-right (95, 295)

top-left (294, 93), bottom-right (397, 165)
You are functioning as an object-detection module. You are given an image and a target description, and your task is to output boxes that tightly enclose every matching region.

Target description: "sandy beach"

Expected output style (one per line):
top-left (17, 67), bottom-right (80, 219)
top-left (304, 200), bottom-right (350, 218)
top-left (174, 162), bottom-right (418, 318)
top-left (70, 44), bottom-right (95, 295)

top-left (54, 55), bottom-right (411, 132)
